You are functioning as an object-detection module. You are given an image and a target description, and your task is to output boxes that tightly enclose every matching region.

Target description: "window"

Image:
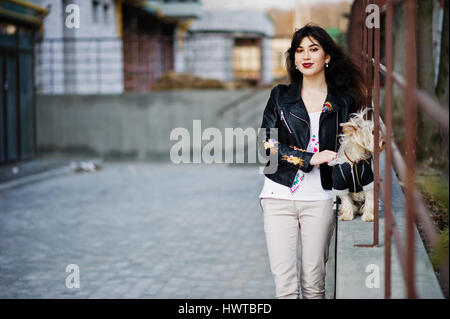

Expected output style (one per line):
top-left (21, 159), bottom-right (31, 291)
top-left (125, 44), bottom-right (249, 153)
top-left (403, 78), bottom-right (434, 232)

top-left (103, 3), bottom-right (109, 24)
top-left (233, 38), bottom-right (261, 82)
top-left (92, 0), bottom-right (99, 24)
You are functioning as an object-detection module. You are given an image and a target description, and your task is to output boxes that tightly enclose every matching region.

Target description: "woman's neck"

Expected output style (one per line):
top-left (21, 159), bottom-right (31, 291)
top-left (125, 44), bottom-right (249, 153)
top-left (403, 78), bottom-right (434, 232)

top-left (302, 72), bottom-right (327, 93)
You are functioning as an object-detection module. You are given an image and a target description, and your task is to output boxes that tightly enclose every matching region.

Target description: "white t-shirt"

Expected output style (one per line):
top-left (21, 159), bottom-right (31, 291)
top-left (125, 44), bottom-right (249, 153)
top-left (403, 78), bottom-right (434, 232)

top-left (259, 111), bottom-right (334, 201)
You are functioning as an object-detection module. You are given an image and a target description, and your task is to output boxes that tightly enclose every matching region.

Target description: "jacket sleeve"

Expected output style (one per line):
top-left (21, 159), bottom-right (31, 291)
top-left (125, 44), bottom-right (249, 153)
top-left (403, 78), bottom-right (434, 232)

top-left (259, 87), bottom-right (315, 172)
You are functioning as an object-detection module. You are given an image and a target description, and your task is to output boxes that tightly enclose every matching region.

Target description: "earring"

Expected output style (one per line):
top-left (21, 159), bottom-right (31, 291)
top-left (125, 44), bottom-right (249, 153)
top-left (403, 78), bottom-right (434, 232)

top-left (295, 66), bottom-right (298, 69)
top-left (326, 63), bottom-right (329, 68)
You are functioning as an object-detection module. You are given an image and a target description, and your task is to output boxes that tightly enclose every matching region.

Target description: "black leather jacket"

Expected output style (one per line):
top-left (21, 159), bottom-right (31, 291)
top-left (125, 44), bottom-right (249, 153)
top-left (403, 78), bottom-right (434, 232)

top-left (260, 79), bottom-right (357, 190)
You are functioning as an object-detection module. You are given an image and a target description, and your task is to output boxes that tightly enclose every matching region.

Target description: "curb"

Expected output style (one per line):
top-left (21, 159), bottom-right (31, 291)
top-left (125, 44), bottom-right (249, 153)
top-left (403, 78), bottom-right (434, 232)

top-left (0, 158), bottom-right (103, 192)
top-left (0, 164), bottom-right (74, 192)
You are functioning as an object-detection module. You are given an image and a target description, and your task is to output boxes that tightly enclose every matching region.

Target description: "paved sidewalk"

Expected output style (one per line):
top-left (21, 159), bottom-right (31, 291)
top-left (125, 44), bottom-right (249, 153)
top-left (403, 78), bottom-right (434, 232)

top-left (335, 153), bottom-right (444, 299)
top-left (0, 162), bottom-right (277, 299)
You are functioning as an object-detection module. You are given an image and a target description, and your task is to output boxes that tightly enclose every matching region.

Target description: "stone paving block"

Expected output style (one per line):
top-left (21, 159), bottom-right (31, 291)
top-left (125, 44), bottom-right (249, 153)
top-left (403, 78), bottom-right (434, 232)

top-left (0, 162), bottom-right (308, 299)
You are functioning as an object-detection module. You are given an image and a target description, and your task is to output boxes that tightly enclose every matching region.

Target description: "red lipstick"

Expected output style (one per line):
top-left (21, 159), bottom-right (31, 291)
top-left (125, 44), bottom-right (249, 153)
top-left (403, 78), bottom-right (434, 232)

top-left (302, 63), bottom-right (313, 68)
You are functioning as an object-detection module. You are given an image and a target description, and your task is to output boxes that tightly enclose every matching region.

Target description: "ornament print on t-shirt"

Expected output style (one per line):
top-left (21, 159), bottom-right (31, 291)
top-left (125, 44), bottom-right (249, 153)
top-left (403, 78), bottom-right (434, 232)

top-left (289, 131), bottom-right (320, 194)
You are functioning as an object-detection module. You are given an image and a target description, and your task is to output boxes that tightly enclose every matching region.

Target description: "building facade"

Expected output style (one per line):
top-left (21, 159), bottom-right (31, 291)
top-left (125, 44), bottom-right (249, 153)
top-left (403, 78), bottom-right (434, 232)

top-left (33, 0), bottom-right (123, 94)
top-left (0, 0), bottom-right (48, 164)
top-left (183, 10), bottom-right (274, 86)
top-left (33, 0), bottom-right (202, 94)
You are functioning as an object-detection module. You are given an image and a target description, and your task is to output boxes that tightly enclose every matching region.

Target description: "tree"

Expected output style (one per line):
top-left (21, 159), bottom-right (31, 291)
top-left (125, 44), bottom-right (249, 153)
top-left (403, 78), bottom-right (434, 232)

top-left (416, 0), bottom-right (448, 168)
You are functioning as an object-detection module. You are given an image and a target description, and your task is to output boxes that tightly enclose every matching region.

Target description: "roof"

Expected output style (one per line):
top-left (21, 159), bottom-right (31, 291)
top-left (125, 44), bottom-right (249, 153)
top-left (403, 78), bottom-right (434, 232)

top-left (146, 0), bottom-right (203, 19)
top-left (188, 10), bottom-right (274, 36)
top-left (0, 0), bottom-right (49, 26)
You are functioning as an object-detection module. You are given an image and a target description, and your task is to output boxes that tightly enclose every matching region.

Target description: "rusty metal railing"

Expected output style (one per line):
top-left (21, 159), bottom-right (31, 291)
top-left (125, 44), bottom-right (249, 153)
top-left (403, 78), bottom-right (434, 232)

top-left (350, 0), bottom-right (449, 298)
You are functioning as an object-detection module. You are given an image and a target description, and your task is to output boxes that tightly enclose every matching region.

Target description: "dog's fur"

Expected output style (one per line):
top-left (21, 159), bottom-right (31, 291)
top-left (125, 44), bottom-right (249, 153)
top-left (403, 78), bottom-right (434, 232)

top-left (328, 109), bottom-right (384, 222)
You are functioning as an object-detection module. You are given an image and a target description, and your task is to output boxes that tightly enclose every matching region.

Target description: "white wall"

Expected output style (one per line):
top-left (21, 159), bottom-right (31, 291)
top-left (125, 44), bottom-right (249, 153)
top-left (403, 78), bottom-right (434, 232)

top-left (185, 33), bottom-right (234, 81)
top-left (261, 37), bottom-right (273, 85)
top-left (184, 32), bottom-right (274, 84)
top-left (33, 0), bottom-right (124, 94)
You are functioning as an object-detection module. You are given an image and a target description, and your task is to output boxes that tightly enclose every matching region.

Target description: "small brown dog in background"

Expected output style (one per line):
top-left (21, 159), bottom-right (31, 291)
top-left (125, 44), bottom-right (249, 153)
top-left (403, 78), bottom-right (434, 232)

top-left (328, 109), bottom-right (385, 222)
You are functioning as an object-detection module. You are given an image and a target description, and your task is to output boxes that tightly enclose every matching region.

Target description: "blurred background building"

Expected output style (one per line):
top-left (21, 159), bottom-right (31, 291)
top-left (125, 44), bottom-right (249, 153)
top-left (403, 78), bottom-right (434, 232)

top-left (183, 10), bottom-right (274, 86)
top-left (30, 0), bottom-right (353, 95)
top-left (1, 0), bottom-right (447, 171)
top-left (293, 0), bottom-right (351, 36)
top-left (34, 0), bottom-right (122, 94)
top-left (0, 0), bottom-right (48, 164)
top-left (33, 0), bottom-right (203, 94)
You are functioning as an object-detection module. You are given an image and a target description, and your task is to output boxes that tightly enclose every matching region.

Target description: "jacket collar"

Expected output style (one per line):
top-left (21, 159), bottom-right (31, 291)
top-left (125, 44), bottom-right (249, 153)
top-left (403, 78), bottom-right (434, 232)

top-left (285, 79), bottom-right (338, 114)
top-left (284, 79), bottom-right (302, 103)
top-left (284, 79), bottom-right (303, 103)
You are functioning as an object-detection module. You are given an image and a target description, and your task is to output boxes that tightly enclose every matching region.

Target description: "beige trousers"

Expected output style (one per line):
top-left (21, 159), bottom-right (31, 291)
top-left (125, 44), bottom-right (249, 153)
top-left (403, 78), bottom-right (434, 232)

top-left (261, 197), bottom-right (335, 299)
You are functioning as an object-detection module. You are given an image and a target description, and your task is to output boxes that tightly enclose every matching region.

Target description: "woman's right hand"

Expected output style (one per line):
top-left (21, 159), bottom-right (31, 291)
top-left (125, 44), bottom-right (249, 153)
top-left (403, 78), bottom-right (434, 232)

top-left (310, 150), bottom-right (337, 165)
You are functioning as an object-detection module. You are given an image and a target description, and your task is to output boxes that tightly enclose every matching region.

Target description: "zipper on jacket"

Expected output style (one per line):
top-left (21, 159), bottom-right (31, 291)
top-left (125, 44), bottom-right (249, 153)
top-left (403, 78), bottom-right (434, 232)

top-left (289, 111), bottom-right (310, 128)
top-left (280, 110), bottom-right (293, 134)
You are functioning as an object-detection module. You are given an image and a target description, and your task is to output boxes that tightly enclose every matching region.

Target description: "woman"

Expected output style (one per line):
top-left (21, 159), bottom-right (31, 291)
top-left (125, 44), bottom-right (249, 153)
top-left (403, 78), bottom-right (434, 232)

top-left (259, 24), bottom-right (366, 299)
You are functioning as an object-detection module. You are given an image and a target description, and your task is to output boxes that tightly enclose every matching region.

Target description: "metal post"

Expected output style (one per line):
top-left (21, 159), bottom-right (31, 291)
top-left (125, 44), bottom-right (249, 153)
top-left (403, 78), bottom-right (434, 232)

top-left (354, 0), bottom-right (378, 248)
top-left (334, 196), bottom-right (339, 299)
top-left (384, 0), bottom-right (394, 299)
top-left (372, 0), bottom-right (380, 248)
top-left (404, 0), bottom-right (418, 299)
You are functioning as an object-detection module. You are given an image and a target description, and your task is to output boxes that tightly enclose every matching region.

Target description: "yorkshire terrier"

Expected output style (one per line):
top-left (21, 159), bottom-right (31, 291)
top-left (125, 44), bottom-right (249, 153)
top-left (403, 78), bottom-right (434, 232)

top-left (328, 109), bottom-right (385, 222)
